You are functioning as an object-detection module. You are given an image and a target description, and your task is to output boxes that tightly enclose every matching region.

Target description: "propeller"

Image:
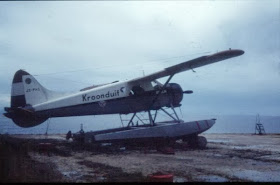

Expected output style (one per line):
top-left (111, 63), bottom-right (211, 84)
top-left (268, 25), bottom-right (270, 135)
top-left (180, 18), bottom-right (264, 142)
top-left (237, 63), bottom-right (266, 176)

top-left (183, 90), bottom-right (193, 94)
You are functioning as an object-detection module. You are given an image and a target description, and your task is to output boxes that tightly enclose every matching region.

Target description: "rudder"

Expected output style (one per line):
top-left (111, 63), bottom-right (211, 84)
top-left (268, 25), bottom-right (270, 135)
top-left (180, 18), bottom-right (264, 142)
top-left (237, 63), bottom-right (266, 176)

top-left (11, 69), bottom-right (48, 108)
top-left (11, 70), bottom-right (29, 107)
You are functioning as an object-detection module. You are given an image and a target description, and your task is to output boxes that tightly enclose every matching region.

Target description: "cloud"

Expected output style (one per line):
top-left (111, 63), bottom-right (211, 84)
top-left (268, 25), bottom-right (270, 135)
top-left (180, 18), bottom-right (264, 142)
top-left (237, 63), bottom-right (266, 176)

top-left (0, 0), bottom-right (279, 118)
top-left (0, 94), bottom-right (10, 108)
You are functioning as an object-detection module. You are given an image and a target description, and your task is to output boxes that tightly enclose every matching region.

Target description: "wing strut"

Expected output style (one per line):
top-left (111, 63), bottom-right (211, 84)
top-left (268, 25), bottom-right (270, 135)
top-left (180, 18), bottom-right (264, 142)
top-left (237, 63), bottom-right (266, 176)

top-left (148, 110), bottom-right (155, 126)
top-left (170, 103), bottom-right (180, 121)
top-left (149, 74), bottom-right (174, 110)
top-left (127, 113), bottom-right (136, 127)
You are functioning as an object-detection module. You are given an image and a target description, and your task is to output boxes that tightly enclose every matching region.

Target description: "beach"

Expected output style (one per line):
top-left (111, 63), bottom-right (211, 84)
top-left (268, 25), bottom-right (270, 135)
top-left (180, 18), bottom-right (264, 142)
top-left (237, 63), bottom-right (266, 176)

top-left (1, 133), bottom-right (280, 182)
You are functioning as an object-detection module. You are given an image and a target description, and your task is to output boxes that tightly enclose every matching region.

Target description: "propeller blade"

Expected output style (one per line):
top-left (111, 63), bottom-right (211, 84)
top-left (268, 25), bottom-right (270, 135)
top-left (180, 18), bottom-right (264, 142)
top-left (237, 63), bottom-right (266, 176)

top-left (183, 90), bottom-right (193, 94)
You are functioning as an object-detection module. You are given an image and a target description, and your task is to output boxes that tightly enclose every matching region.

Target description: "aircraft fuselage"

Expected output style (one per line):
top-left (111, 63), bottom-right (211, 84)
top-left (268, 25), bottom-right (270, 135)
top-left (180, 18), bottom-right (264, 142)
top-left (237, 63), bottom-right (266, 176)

top-left (35, 82), bottom-right (183, 118)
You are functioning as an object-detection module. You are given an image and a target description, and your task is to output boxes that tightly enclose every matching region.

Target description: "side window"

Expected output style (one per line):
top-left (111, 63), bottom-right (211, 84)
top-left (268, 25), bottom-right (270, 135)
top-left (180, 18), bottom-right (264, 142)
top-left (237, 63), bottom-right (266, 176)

top-left (130, 85), bottom-right (144, 95)
top-left (153, 85), bottom-right (161, 91)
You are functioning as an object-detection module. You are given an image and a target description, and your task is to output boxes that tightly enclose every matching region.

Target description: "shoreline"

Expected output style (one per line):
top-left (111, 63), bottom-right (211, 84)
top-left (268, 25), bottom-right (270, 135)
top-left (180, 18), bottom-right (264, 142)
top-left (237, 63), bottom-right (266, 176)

top-left (1, 133), bottom-right (280, 182)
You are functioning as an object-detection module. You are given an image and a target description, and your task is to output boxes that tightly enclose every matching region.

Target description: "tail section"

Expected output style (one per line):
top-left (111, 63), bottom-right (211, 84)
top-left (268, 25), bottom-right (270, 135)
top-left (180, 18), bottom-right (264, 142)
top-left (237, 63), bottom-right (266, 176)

top-left (11, 69), bottom-right (51, 107)
top-left (21, 72), bottom-right (48, 106)
top-left (5, 69), bottom-right (64, 127)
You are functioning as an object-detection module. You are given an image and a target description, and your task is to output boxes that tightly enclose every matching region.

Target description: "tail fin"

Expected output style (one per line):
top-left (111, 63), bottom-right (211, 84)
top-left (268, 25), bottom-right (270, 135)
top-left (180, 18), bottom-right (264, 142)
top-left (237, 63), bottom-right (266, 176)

top-left (11, 70), bottom-right (29, 107)
top-left (11, 69), bottom-right (70, 107)
top-left (11, 69), bottom-right (48, 107)
top-left (7, 70), bottom-right (69, 127)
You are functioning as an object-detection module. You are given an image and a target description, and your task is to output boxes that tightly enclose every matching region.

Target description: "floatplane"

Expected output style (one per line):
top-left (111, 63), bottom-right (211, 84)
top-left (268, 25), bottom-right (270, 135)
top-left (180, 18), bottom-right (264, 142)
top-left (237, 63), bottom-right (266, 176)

top-left (4, 49), bottom-right (244, 148)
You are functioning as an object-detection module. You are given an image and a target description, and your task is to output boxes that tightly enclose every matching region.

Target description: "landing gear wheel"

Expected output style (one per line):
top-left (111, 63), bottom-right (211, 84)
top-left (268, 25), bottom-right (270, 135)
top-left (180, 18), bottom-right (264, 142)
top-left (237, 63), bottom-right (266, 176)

top-left (188, 136), bottom-right (207, 149)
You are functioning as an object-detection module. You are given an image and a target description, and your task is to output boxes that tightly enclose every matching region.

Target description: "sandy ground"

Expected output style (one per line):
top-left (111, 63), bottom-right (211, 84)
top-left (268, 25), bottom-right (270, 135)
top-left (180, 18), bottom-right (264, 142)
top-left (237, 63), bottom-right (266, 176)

top-left (1, 133), bottom-right (280, 182)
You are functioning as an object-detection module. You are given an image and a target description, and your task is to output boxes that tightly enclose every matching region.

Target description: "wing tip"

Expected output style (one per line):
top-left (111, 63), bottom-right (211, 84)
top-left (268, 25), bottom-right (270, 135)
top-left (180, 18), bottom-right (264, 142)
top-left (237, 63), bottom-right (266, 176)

top-left (232, 49), bottom-right (245, 56)
top-left (223, 48), bottom-right (245, 56)
top-left (209, 49), bottom-right (245, 59)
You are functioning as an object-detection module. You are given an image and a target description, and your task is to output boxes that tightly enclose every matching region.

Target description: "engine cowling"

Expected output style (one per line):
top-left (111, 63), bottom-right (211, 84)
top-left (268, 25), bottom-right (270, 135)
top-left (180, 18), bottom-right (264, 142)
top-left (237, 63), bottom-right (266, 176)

top-left (166, 83), bottom-right (183, 106)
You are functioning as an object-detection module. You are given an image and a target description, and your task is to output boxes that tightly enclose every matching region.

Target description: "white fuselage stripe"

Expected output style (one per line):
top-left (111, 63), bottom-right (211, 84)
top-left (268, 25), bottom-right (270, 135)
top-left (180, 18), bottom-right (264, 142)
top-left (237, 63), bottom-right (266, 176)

top-left (11, 82), bottom-right (24, 96)
top-left (32, 81), bottom-right (131, 111)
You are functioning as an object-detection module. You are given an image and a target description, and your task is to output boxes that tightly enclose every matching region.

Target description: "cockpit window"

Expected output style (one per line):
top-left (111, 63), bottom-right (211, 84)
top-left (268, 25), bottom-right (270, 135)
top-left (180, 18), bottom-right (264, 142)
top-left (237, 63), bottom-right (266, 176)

top-left (130, 85), bottom-right (144, 95)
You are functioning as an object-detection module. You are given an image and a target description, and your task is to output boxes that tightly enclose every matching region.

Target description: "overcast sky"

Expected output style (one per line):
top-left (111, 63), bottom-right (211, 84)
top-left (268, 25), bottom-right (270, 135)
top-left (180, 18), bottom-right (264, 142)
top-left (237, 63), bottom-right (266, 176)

top-left (0, 0), bottom-right (279, 122)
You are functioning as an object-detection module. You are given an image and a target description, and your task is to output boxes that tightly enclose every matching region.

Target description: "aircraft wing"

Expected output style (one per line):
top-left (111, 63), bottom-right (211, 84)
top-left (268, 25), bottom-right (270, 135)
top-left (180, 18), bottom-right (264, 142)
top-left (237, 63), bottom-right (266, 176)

top-left (127, 49), bottom-right (244, 84)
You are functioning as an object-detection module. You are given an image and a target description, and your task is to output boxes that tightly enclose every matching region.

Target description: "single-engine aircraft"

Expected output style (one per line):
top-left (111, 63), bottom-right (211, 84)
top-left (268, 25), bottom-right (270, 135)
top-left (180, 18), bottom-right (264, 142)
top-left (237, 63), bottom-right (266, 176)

top-left (4, 49), bottom-right (244, 147)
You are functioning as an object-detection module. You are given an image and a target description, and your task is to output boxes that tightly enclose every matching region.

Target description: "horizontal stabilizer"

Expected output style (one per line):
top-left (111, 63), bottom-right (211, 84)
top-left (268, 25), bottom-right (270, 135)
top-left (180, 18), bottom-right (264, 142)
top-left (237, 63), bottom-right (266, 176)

top-left (4, 107), bottom-right (34, 118)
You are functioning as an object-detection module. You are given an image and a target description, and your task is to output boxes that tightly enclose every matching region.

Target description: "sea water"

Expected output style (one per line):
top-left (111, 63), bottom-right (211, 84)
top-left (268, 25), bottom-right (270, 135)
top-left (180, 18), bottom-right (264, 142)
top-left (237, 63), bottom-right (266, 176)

top-left (0, 114), bottom-right (280, 134)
